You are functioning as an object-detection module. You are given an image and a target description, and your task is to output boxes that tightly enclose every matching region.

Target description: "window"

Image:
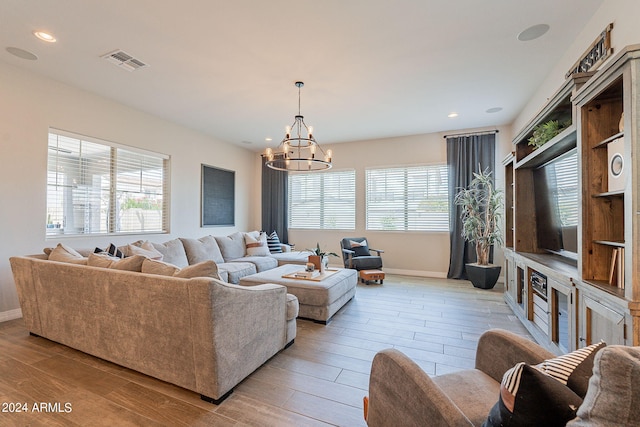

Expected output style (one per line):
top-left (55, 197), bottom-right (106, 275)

top-left (366, 164), bottom-right (448, 231)
top-left (46, 129), bottom-right (169, 236)
top-left (288, 170), bottom-right (355, 229)
top-left (549, 150), bottom-right (579, 227)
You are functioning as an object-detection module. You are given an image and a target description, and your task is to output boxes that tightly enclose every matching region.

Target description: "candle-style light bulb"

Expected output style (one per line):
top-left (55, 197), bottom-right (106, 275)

top-left (285, 126), bottom-right (291, 139)
top-left (265, 147), bottom-right (273, 161)
top-left (310, 143), bottom-right (317, 157)
top-left (308, 126), bottom-right (314, 139)
top-left (325, 149), bottom-right (333, 162)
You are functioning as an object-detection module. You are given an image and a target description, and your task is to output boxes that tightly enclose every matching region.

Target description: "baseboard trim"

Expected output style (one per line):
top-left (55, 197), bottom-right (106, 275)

top-left (0, 308), bottom-right (22, 323)
top-left (383, 268), bottom-right (447, 279)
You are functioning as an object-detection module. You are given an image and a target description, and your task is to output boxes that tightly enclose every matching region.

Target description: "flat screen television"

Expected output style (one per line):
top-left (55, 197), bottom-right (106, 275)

top-left (532, 148), bottom-right (579, 262)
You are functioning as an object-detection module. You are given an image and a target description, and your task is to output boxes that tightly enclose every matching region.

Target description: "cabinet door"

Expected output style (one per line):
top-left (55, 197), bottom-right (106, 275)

top-left (549, 279), bottom-right (575, 353)
top-left (579, 295), bottom-right (626, 346)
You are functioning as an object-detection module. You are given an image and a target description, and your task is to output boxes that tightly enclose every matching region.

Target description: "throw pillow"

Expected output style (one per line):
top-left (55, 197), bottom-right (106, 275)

top-left (47, 243), bottom-right (88, 265)
top-left (88, 253), bottom-right (145, 271)
top-left (245, 231), bottom-right (270, 256)
top-left (536, 341), bottom-right (606, 398)
top-left (124, 240), bottom-right (164, 260)
top-left (151, 239), bottom-right (189, 268)
top-left (214, 232), bottom-right (246, 260)
top-left (94, 243), bottom-right (124, 259)
top-left (349, 239), bottom-right (370, 257)
top-left (483, 362), bottom-right (583, 427)
top-left (141, 258), bottom-right (181, 276)
top-left (142, 259), bottom-right (221, 280)
top-left (567, 346), bottom-right (640, 427)
top-left (267, 231), bottom-right (283, 253)
top-left (180, 236), bottom-right (225, 264)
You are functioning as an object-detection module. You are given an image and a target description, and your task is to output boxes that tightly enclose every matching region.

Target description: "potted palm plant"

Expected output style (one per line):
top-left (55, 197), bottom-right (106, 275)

top-left (454, 169), bottom-right (503, 289)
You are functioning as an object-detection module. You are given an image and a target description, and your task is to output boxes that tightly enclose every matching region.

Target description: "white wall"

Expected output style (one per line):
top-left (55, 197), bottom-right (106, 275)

top-left (282, 125), bottom-right (513, 277)
top-left (513, 0), bottom-right (640, 134)
top-left (0, 61), bottom-right (257, 319)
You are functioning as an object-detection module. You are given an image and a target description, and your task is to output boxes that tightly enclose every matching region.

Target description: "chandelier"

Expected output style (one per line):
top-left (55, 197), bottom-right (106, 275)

top-left (265, 81), bottom-right (332, 172)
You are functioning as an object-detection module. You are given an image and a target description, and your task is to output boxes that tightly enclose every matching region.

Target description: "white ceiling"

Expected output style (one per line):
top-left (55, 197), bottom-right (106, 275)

top-left (0, 0), bottom-right (604, 150)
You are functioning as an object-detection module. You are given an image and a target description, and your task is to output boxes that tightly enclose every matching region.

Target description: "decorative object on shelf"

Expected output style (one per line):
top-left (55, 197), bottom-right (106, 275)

top-left (265, 81), bottom-right (333, 172)
top-left (619, 112), bottom-right (624, 132)
top-left (454, 169), bottom-right (503, 289)
top-left (565, 23), bottom-right (613, 79)
top-left (307, 242), bottom-right (338, 273)
top-left (607, 136), bottom-right (626, 192)
top-left (528, 119), bottom-right (571, 149)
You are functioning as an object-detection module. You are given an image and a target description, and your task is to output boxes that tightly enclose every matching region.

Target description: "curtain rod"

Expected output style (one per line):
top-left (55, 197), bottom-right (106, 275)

top-left (443, 129), bottom-right (499, 139)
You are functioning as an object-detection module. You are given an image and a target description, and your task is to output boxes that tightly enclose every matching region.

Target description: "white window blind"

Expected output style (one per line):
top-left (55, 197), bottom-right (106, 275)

top-left (366, 165), bottom-right (449, 232)
top-left (47, 129), bottom-right (169, 236)
top-left (550, 150), bottom-right (579, 227)
top-left (288, 170), bottom-right (355, 230)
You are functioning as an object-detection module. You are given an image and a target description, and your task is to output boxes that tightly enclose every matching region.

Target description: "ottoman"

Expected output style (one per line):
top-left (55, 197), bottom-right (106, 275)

top-left (239, 264), bottom-right (357, 323)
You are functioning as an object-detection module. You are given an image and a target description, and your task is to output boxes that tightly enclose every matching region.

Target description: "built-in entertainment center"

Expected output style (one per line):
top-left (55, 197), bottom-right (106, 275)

top-left (503, 44), bottom-right (640, 355)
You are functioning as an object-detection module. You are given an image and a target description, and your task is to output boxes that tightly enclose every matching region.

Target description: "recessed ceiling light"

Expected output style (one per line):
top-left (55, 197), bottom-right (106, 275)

top-left (265, 137), bottom-right (273, 142)
top-left (448, 112), bottom-right (459, 118)
top-left (486, 107), bottom-right (503, 113)
top-left (6, 47), bottom-right (38, 60)
top-left (517, 24), bottom-right (550, 42)
top-left (33, 31), bottom-right (57, 43)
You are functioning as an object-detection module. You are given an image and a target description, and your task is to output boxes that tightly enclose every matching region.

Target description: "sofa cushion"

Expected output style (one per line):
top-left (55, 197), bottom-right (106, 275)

top-left (270, 251), bottom-right (311, 266)
top-left (483, 362), bottom-right (582, 427)
top-left (47, 243), bottom-right (88, 265)
top-left (124, 241), bottom-right (164, 260)
top-left (87, 253), bottom-right (146, 271)
top-left (215, 232), bottom-right (246, 261)
top-left (142, 258), bottom-right (221, 280)
top-left (267, 230), bottom-right (283, 253)
top-left (151, 239), bottom-right (189, 268)
top-left (231, 256), bottom-right (277, 273)
top-left (536, 341), bottom-right (606, 398)
top-left (433, 369), bottom-right (501, 426)
top-left (244, 231), bottom-right (271, 256)
top-left (218, 262), bottom-right (256, 284)
top-left (180, 236), bottom-right (224, 264)
top-left (567, 346), bottom-right (640, 427)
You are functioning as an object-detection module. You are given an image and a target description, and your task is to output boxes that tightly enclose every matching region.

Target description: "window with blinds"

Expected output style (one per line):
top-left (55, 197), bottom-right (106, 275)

top-left (46, 129), bottom-right (169, 236)
top-left (288, 170), bottom-right (355, 230)
top-left (366, 164), bottom-right (449, 232)
top-left (549, 150), bottom-right (579, 227)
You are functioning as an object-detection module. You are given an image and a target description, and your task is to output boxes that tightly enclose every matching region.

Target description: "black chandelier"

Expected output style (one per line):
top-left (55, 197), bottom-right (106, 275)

top-left (265, 81), bottom-right (332, 172)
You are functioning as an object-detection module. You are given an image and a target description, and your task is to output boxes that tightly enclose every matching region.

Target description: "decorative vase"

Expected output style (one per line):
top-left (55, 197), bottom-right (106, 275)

top-left (308, 255), bottom-right (322, 271)
top-left (465, 263), bottom-right (501, 289)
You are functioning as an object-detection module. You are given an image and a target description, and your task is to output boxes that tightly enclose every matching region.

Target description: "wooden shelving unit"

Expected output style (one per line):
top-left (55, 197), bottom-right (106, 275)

top-left (504, 45), bottom-right (640, 352)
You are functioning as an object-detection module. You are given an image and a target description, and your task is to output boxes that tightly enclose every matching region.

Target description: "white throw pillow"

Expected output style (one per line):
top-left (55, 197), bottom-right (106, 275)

top-left (245, 232), bottom-right (271, 256)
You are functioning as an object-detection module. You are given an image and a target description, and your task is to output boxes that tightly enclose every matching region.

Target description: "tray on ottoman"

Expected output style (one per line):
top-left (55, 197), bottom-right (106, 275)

top-left (239, 264), bottom-right (357, 323)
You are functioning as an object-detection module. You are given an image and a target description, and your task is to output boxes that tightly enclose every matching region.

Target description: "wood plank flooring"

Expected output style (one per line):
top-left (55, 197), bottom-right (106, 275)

top-left (0, 275), bottom-right (531, 426)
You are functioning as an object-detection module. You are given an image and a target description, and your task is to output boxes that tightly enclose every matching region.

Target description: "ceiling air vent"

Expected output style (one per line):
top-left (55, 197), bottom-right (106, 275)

top-left (101, 49), bottom-right (148, 72)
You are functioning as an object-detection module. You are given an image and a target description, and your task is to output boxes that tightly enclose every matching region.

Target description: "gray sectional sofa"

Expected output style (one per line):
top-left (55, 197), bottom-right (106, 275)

top-left (9, 231), bottom-right (311, 404)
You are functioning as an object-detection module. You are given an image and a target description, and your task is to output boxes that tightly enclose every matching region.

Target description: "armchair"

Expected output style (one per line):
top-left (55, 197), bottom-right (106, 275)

top-left (365, 329), bottom-right (640, 427)
top-left (340, 237), bottom-right (384, 271)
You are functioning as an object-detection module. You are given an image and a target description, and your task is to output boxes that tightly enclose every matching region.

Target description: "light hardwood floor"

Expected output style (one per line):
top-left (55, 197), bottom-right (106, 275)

top-left (0, 275), bottom-right (531, 426)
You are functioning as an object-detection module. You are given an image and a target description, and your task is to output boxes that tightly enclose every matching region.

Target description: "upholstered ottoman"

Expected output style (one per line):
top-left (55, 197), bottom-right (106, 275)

top-left (239, 264), bottom-right (357, 323)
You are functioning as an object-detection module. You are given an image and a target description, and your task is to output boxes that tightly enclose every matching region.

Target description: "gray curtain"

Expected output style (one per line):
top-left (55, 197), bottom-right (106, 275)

top-left (261, 157), bottom-right (289, 244)
top-left (447, 133), bottom-right (496, 279)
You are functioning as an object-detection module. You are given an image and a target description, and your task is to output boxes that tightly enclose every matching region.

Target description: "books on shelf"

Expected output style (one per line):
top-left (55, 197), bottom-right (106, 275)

top-left (608, 247), bottom-right (625, 289)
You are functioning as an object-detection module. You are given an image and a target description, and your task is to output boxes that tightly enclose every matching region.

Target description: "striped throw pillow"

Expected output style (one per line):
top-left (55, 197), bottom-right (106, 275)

top-left (267, 231), bottom-right (282, 253)
top-left (536, 341), bottom-right (606, 398)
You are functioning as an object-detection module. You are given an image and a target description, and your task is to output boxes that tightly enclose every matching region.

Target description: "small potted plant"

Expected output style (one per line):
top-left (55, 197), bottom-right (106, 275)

top-left (307, 243), bottom-right (338, 272)
top-left (454, 169), bottom-right (503, 289)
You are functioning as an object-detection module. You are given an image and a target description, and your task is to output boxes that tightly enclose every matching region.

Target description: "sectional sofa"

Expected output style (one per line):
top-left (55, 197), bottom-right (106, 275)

top-left (9, 231), bottom-right (309, 404)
